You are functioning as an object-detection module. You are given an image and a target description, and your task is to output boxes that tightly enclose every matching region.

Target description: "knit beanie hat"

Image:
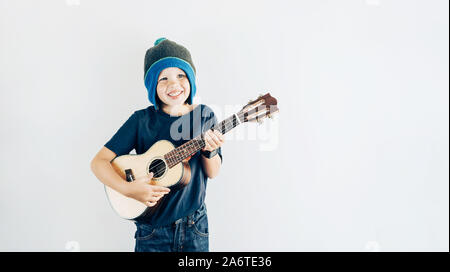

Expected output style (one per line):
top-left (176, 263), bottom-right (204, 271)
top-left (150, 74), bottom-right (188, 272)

top-left (144, 37), bottom-right (197, 110)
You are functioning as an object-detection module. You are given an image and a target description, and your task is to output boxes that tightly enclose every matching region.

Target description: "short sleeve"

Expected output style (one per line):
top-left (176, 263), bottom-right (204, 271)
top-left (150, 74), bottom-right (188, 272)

top-left (104, 111), bottom-right (139, 156)
top-left (202, 105), bottom-right (223, 164)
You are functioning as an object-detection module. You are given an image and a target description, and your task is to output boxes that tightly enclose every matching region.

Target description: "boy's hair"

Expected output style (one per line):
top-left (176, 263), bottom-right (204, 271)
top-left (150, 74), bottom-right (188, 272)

top-left (144, 38), bottom-right (197, 110)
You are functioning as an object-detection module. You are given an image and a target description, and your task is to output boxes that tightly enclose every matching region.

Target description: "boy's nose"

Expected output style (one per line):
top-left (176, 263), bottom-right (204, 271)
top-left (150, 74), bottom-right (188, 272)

top-left (167, 78), bottom-right (180, 84)
top-left (168, 80), bottom-right (182, 87)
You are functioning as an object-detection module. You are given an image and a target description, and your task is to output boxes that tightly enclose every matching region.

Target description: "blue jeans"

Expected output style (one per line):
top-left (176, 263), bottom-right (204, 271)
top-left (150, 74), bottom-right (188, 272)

top-left (134, 203), bottom-right (209, 252)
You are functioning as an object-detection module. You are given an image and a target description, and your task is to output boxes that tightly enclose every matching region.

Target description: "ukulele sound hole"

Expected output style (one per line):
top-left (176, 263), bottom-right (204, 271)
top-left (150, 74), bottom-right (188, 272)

top-left (149, 159), bottom-right (166, 178)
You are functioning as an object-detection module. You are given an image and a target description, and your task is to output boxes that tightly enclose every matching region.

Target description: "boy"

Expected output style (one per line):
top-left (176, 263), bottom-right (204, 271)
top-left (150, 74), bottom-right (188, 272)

top-left (90, 38), bottom-right (224, 252)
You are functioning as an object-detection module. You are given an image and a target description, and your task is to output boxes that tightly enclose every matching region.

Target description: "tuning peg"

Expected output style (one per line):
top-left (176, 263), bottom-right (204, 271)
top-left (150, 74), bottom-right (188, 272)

top-left (267, 114), bottom-right (272, 119)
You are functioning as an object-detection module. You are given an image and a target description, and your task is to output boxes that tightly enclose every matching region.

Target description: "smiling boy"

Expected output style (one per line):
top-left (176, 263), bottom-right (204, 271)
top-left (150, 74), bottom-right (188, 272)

top-left (91, 38), bottom-right (224, 252)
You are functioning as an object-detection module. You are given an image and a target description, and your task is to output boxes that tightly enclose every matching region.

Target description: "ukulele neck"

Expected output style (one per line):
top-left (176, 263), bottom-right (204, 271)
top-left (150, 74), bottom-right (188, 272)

top-left (164, 113), bottom-right (241, 168)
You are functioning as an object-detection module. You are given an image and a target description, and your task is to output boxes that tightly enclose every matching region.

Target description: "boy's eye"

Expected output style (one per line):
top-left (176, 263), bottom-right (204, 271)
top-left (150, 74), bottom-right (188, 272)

top-left (158, 75), bottom-right (185, 81)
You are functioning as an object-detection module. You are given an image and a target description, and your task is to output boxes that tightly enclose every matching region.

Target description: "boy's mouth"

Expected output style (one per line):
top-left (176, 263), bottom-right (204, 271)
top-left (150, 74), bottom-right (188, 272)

top-left (167, 90), bottom-right (183, 98)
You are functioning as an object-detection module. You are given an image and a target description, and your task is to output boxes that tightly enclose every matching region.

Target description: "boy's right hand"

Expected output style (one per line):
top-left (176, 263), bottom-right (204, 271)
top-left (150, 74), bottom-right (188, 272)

top-left (123, 172), bottom-right (171, 207)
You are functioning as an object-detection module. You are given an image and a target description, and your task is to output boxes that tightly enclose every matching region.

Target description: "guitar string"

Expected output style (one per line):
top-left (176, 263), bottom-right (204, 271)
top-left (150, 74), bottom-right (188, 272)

top-left (147, 113), bottom-right (242, 172)
top-left (133, 107), bottom-right (267, 180)
top-left (146, 108), bottom-right (267, 178)
top-left (145, 116), bottom-right (239, 178)
top-left (146, 107), bottom-right (267, 178)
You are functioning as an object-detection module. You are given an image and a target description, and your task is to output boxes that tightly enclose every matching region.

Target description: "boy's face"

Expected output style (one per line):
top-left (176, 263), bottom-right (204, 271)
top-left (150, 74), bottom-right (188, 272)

top-left (156, 67), bottom-right (191, 107)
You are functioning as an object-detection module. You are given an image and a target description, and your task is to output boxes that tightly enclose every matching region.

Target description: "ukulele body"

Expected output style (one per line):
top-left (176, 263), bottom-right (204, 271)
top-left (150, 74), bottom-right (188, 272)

top-left (104, 140), bottom-right (191, 221)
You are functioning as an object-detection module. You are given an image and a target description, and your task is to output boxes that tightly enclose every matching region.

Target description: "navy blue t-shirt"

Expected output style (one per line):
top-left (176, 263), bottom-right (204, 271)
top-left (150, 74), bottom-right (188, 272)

top-left (104, 104), bottom-right (222, 227)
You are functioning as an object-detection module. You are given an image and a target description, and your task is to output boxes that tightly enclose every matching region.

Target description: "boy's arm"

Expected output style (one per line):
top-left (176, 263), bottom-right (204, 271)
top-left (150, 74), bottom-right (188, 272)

top-left (90, 146), bottom-right (129, 195)
top-left (201, 154), bottom-right (222, 179)
top-left (200, 129), bottom-right (224, 179)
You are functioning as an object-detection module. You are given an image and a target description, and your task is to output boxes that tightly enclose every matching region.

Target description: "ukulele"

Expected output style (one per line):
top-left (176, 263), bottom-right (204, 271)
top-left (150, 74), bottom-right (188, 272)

top-left (105, 93), bottom-right (279, 220)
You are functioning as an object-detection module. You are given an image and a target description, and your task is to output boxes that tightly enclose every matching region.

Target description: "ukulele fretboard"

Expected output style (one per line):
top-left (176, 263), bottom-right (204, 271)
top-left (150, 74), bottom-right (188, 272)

top-left (164, 114), bottom-right (241, 168)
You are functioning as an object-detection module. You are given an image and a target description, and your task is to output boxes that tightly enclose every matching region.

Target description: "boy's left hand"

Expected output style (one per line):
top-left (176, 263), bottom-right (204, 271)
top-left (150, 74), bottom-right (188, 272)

top-left (202, 129), bottom-right (225, 152)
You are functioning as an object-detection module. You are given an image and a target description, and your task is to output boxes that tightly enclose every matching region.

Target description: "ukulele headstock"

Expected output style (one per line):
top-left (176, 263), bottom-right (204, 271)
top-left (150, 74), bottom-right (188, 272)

top-left (238, 93), bottom-right (279, 124)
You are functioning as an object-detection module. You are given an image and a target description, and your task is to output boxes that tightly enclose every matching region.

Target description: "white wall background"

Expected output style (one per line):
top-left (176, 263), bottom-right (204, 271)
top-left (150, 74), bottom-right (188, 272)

top-left (0, 0), bottom-right (448, 252)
